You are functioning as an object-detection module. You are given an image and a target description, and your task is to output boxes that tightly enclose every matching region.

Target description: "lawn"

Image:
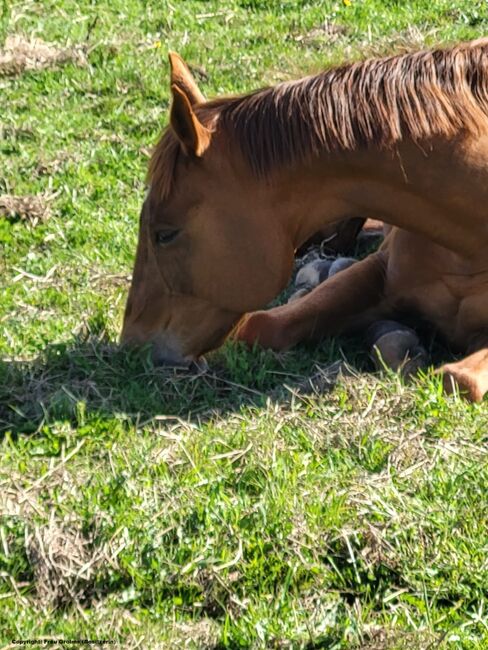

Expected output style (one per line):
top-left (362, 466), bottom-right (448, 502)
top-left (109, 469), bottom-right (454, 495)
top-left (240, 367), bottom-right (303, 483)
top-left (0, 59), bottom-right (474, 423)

top-left (1, 1), bottom-right (487, 648)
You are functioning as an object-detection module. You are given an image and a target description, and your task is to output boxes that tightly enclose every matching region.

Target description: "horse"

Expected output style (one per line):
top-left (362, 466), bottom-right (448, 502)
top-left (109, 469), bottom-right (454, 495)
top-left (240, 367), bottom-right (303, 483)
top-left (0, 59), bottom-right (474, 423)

top-left (121, 41), bottom-right (488, 401)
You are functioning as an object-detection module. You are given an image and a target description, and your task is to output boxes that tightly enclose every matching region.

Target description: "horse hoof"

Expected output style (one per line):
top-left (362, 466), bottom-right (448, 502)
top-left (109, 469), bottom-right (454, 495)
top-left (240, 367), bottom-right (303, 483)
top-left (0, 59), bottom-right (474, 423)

top-left (366, 321), bottom-right (428, 375)
top-left (401, 345), bottom-right (430, 377)
top-left (328, 257), bottom-right (357, 278)
top-left (295, 258), bottom-right (333, 290)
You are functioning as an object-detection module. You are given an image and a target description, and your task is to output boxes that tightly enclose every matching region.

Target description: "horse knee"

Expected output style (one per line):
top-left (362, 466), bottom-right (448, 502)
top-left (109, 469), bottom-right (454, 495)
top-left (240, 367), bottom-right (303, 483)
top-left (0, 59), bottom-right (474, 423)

top-left (234, 310), bottom-right (290, 351)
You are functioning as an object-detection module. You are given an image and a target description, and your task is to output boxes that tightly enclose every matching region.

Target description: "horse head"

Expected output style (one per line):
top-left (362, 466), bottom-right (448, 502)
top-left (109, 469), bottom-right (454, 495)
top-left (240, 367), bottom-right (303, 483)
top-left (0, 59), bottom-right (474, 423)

top-left (121, 53), bottom-right (294, 365)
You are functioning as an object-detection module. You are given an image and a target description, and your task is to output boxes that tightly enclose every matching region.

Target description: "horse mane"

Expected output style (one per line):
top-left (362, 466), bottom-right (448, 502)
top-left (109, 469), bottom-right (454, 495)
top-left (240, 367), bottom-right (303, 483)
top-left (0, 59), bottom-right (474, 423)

top-left (148, 126), bottom-right (180, 201)
top-left (150, 38), bottom-right (488, 195)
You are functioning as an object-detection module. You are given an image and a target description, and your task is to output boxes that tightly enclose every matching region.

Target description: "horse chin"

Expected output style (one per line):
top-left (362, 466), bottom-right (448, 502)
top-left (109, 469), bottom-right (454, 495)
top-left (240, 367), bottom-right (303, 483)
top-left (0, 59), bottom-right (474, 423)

top-left (152, 347), bottom-right (208, 373)
top-left (150, 338), bottom-right (208, 372)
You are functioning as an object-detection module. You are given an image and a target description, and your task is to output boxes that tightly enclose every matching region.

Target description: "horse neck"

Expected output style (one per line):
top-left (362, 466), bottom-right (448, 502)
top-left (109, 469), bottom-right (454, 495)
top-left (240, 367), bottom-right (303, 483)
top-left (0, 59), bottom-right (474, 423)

top-left (266, 140), bottom-right (487, 256)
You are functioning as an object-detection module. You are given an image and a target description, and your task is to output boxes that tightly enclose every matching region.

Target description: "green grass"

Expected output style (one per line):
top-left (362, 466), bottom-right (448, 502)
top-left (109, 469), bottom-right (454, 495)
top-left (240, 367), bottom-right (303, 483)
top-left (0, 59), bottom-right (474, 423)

top-left (1, 1), bottom-right (488, 647)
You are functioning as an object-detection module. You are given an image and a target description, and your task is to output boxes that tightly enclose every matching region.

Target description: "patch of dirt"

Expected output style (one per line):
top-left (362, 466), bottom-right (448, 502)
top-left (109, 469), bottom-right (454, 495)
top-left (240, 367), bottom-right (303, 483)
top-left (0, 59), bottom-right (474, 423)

top-left (0, 193), bottom-right (54, 226)
top-left (0, 35), bottom-right (87, 76)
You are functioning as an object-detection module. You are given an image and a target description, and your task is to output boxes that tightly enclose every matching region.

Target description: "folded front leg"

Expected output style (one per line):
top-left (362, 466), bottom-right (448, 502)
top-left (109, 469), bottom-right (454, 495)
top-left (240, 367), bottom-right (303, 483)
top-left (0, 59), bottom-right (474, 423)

top-left (440, 345), bottom-right (488, 402)
top-left (235, 251), bottom-right (389, 351)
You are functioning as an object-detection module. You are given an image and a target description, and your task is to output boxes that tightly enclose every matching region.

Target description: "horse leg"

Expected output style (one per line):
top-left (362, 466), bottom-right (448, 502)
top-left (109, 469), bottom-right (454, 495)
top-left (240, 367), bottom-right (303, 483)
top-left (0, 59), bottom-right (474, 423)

top-left (235, 251), bottom-right (389, 350)
top-left (439, 339), bottom-right (488, 402)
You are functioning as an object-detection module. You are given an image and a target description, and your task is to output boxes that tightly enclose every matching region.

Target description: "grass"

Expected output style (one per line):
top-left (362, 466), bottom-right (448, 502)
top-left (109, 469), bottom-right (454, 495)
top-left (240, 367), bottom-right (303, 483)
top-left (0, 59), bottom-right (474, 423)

top-left (1, 0), bottom-right (488, 647)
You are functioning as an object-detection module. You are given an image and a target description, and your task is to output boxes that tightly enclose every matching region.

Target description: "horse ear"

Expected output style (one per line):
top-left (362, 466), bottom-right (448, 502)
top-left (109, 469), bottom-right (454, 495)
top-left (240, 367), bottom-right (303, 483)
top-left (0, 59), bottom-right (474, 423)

top-left (170, 83), bottom-right (211, 157)
top-left (168, 51), bottom-right (205, 106)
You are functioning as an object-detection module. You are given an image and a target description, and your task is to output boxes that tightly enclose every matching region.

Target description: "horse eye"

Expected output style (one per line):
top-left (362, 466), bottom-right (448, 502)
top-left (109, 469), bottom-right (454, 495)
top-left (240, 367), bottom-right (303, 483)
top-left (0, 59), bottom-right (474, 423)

top-left (155, 229), bottom-right (179, 245)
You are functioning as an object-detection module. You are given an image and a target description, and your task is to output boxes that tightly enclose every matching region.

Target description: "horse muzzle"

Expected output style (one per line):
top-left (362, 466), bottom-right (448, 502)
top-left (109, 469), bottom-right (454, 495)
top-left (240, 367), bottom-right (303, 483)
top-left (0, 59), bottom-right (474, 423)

top-left (121, 325), bottom-right (208, 373)
top-left (152, 347), bottom-right (209, 373)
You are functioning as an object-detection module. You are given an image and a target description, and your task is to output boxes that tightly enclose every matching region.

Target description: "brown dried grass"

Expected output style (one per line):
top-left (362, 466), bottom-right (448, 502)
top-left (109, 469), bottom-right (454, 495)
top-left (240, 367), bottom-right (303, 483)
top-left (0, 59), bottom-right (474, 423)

top-left (25, 518), bottom-right (106, 606)
top-left (0, 35), bottom-right (86, 76)
top-left (0, 193), bottom-right (54, 225)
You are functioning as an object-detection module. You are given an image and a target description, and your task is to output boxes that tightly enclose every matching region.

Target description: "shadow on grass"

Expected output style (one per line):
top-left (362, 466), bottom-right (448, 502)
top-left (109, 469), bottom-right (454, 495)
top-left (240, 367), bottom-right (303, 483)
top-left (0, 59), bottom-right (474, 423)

top-left (0, 324), bottom-right (455, 436)
top-left (0, 334), bottom-right (357, 436)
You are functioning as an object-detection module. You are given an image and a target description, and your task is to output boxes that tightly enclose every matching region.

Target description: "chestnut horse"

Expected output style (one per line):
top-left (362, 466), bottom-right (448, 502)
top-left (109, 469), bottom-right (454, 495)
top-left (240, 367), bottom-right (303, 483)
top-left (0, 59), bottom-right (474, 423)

top-left (122, 40), bottom-right (488, 401)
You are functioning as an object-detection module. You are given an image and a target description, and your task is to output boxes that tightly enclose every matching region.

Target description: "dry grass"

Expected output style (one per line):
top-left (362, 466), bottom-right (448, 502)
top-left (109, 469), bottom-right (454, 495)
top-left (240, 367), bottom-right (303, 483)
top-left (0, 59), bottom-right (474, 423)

top-left (294, 20), bottom-right (350, 47)
top-left (26, 519), bottom-right (105, 606)
top-left (1, 475), bottom-right (119, 611)
top-left (362, 25), bottom-right (441, 58)
top-left (360, 628), bottom-right (438, 649)
top-left (0, 35), bottom-right (86, 76)
top-left (0, 193), bottom-right (54, 225)
top-left (2, 1), bottom-right (488, 646)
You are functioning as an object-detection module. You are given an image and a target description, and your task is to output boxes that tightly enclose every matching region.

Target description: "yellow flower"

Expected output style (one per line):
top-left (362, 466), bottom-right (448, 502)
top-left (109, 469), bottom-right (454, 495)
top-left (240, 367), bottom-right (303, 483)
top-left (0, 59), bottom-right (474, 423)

top-left (153, 40), bottom-right (162, 49)
top-left (343, 0), bottom-right (351, 5)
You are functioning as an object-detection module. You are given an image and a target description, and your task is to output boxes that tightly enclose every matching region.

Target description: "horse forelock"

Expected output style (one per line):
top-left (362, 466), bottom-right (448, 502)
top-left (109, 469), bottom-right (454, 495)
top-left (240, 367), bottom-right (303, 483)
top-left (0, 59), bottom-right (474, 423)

top-left (149, 38), bottom-right (488, 191)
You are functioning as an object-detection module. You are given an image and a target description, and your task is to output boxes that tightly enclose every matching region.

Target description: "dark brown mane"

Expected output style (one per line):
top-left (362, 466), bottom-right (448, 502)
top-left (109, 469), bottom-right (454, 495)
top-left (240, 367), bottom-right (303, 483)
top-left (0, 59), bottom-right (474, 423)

top-left (150, 38), bottom-right (488, 194)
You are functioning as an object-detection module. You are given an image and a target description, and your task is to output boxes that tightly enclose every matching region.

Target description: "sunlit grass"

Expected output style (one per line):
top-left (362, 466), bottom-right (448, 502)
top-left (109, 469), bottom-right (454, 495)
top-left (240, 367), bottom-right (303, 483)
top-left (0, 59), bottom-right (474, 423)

top-left (1, 1), bottom-right (487, 647)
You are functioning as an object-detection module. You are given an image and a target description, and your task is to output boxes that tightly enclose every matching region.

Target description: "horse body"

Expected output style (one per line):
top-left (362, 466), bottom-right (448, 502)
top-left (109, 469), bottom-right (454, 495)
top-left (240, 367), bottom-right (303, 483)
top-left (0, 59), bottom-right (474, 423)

top-left (122, 41), bottom-right (488, 400)
top-left (236, 140), bottom-right (488, 399)
top-left (383, 226), bottom-right (488, 348)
